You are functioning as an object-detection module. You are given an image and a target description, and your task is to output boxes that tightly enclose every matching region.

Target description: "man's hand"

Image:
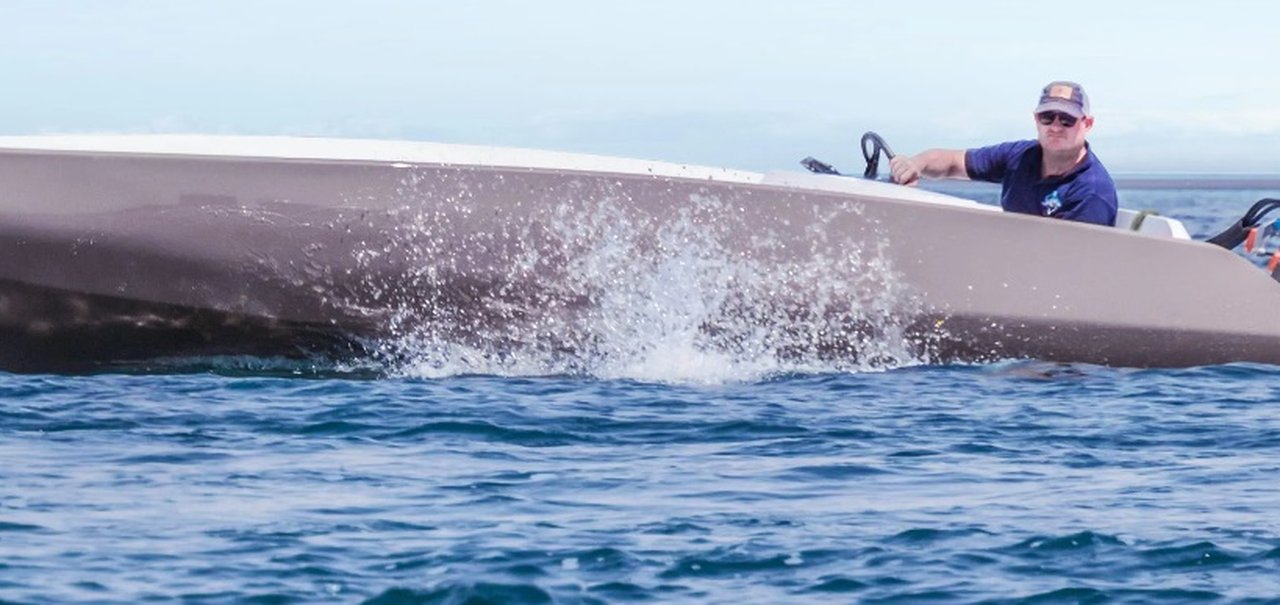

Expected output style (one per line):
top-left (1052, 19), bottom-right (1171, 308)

top-left (889, 156), bottom-right (920, 186)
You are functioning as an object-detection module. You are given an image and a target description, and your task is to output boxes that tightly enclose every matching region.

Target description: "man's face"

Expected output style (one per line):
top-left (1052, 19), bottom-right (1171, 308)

top-left (1035, 111), bottom-right (1093, 153)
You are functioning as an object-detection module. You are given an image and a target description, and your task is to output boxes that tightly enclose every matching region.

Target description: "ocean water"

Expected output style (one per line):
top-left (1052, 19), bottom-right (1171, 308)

top-left (4, 181), bottom-right (1280, 604)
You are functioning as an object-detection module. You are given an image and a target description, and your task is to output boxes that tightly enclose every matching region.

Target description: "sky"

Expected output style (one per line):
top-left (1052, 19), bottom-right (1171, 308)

top-left (1, 0), bottom-right (1277, 174)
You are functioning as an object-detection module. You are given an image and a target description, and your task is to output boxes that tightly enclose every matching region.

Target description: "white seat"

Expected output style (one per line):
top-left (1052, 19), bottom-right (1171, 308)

top-left (1115, 208), bottom-right (1191, 240)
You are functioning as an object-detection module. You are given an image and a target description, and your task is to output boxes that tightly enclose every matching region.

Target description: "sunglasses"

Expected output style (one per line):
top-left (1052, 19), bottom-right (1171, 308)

top-left (1037, 111), bottom-right (1078, 128)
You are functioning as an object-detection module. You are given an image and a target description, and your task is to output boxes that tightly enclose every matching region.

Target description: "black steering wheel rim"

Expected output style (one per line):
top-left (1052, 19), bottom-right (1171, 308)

top-left (860, 132), bottom-right (896, 180)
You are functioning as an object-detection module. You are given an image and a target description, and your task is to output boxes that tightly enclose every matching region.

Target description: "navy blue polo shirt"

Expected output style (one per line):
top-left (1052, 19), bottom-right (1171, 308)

top-left (964, 140), bottom-right (1118, 226)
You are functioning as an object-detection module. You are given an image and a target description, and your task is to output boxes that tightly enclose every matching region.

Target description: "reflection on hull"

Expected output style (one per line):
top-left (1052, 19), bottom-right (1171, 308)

top-left (8, 275), bottom-right (1277, 374)
top-left (0, 279), bottom-right (364, 373)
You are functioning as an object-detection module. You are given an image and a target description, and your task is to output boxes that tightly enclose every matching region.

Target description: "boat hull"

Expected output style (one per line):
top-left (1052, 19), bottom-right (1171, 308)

top-left (3, 136), bottom-right (1279, 371)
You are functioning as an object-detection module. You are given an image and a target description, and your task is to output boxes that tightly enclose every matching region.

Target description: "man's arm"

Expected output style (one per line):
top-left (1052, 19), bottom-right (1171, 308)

top-left (889, 149), bottom-right (968, 185)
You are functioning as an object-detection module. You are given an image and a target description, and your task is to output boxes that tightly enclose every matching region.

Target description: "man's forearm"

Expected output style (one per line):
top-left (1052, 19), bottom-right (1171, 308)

top-left (911, 149), bottom-right (968, 179)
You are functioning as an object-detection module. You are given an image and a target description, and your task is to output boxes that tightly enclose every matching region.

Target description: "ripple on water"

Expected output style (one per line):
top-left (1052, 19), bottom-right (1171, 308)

top-left (7, 345), bottom-right (1280, 602)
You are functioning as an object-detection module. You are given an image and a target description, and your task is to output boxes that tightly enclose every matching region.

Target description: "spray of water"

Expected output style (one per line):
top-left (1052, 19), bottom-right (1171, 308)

top-left (350, 170), bottom-right (938, 384)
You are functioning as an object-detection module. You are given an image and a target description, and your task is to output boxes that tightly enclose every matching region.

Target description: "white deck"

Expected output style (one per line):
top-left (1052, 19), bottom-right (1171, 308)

top-left (0, 134), bottom-right (764, 184)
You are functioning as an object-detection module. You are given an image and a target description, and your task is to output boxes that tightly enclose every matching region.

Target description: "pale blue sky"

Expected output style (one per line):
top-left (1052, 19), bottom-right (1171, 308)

top-left (2, 0), bottom-right (1277, 173)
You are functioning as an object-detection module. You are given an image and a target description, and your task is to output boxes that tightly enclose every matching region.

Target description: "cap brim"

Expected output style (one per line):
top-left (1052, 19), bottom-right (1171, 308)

top-left (1034, 100), bottom-right (1085, 118)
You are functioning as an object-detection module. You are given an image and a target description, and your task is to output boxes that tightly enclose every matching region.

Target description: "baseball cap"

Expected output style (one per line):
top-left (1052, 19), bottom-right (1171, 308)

top-left (1035, 81), bottom-right (1090, 118)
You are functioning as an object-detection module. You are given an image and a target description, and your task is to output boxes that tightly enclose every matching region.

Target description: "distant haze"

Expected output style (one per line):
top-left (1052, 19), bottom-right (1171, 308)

top-left (2, 0), bottom-right (1276, 173)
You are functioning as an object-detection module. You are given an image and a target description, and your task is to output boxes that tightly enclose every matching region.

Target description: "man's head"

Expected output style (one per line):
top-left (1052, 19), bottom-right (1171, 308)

top-left (1033, 81), bottom-right (1093, 153)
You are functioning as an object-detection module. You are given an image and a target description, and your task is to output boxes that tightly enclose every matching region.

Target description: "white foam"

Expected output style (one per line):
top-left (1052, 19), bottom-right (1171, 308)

top-left (352, 168), bottom-right (935, 384)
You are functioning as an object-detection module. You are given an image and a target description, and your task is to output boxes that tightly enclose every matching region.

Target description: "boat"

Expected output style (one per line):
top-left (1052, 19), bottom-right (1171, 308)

top-left (1, 133), bottom-right (1278, 373)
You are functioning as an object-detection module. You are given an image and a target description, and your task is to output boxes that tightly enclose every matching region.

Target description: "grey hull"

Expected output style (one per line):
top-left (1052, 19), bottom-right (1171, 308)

top-left (2, 136), bottom-right (1278, 372)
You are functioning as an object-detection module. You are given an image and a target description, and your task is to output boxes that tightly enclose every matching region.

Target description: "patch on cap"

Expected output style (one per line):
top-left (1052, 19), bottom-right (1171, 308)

top-left (1047, 84), bottom-right (1076, 100)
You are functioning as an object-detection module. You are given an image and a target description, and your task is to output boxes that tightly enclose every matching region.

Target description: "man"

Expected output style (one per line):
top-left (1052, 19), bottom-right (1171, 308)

top-left (889, 81), bottom-right (1118, 226)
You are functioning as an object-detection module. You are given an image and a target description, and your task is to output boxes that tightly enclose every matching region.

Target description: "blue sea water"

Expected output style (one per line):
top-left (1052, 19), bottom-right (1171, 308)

top-left (4, 182), bottom-right (1280, 604)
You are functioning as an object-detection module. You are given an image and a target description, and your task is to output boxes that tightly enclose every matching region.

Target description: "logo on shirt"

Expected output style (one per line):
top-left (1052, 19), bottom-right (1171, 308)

top-left (1041, 190), bottom-right (1062, 215)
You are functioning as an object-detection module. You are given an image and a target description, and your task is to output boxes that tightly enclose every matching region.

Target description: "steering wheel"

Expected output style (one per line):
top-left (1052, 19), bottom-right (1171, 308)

top-left (799, 131), bottom-right (898, 181)
top-left (860, 132), bottom-right (896, 180)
